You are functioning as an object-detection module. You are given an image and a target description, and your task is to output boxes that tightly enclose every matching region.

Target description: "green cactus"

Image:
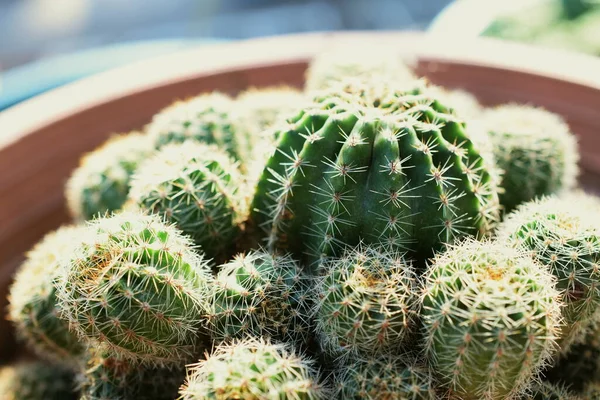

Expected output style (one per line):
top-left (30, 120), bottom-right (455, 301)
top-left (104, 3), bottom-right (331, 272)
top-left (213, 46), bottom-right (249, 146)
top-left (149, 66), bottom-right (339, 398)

top-left (427, 86), bottom-right (483, 121)
top-left (312, 244), bottom-right (419, 359)
top-left (208, 249), bottom-right (311, 345)
top-left (129, 141), bottom-right (247, 262)
top-left (250, 78), bottom-right (500, 269)
top-left (65, 132), bottom-right (154, 221)
top-left (498, 194), bottom-right (600, 349)
top-left (483, 104), bottom-right (579, 212)
top-left (421, 238), bottom-right (562, 400)
top-left (0, 361), bottom-right (78, 400)
top-left (7, 225), bottom-right (86, 365)
top-left (145, 92), bottom-right (243, 162)
top-left (55, 210), bottom-right (212, 366)
top-left (334, 355), bottom-right (436, 399)
top-left (179, 337), bottom-right (328, 399)
top-left (527, 382), bottom-right (580, 400)
top-left (79, 349), bottom-right (185, 400)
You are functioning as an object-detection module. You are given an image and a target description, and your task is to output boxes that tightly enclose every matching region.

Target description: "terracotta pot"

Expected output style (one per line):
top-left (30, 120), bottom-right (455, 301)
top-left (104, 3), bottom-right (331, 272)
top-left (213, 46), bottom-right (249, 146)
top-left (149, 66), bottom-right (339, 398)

top-left (1, 31), bottom-right (600, 362)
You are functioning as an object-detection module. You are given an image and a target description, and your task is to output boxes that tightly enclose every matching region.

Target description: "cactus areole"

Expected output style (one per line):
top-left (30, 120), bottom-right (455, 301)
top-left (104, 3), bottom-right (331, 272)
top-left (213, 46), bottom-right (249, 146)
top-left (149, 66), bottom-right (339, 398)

top-left (250, 80), bottom-right (500, 269)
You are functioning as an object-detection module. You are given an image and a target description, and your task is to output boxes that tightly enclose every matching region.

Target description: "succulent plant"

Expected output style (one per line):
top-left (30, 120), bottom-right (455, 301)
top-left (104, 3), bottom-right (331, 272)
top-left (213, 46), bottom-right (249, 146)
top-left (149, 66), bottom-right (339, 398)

top-left (421, 238), bottom-right (562, 400)
top-left (129, 142), bottom-right (247, 262)
top-left (334, 355), bottom-right (436, 399)
top-left (425, 86), bottom-right (483, 121)
top-left (65, 132), bottom-right (154, 221)
top-left (0, 361), bottom-right (78, 400)
top-left (7, 225), bottom-right (86, 365)
top-left (498, 194), bottom-right (600, 349)
top-left (527, 382), bottom-right (580, 400)
top-left (208, 249), bottom-right (312, 346)
top-left (483, 104), bottom-right (579, 212)
top-left (250, 78), bottom-right (500, 269)
top-left (312, 244), bottom-right (419, 359)
top-left (179, 337), bottom-right (328, 399)
top-left (55, 210), bottom-right (212, 366)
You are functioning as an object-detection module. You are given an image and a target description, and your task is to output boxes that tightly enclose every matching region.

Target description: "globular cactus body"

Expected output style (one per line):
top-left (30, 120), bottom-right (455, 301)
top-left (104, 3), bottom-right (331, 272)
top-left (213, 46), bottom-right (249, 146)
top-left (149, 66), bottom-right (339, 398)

top-left (421, 239), bottom-right (562, 400)
top-left (251, 80), bottom-right (500, 268)
top-left (56, 211), bottom-right (212, 366)
top-left (0, 361), bottom-right (78, 400)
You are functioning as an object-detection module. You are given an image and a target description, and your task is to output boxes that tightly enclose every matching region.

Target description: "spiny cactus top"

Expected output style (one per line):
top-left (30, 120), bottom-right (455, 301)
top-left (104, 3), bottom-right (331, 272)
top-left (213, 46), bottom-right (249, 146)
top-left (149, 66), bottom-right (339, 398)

top-left (250, 78), bottom-right (500, 268)
top-left (145, 92), bottom-right (242, 161)
top-left (0, 361), bottom-right (78, 400)
top-left (483, 104), bottom-right (579, 212)
top-left (421, 239), bottom-right (562, 400)
top-left (129, 142), bottom-right (246, 263)
top-left (426, 87), bottom-right (482, 120)
top-left (7, 224), bottom-right (85, 365)
top-left (334, 355), bottom-right (436, 400)
top-left (527, 382), bottom-right (581, 400)
top-left (312, 244), bottom-right (419, 359)
top-left (208, 249), bottom-right (311, 346)
top-left (65, 132), bottom-right (154, 221)
top-left (55, 211), bottom-right (212, 366)
top-left (498, 194), bottom-right (600, 348)
top-left (179, 337), bottom-right (328, 400)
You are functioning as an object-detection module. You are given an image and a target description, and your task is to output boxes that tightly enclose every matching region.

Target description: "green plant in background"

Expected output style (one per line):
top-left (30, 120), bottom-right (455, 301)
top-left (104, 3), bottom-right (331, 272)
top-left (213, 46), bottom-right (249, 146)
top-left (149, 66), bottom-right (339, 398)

top-left (250, 78), bottom-right (500, 269)
top-left (129, 141), bottom-right (247, 262)
top-left (334, 355), bottom-right (436, 399)
top-left (179, 337), bottom-right (328, 399)
top-left (312, 244), bottom-right (419, 360)
top-left (65, 132), bottom-right (154, 221)
top-left (498, 193), bottom-right (600, 349)
top-left (55, 210), bottom-right (212, 366)
top-left (421, 238), bottom-right (562, 400)
top-left (0, 361), bottom-right (78, 400)
top-left (208, 249), bottom-right (312, 346)
top-left (527, 382), bottom-right (580, 399)
top-left (482, 104), bottom-right (579, 213)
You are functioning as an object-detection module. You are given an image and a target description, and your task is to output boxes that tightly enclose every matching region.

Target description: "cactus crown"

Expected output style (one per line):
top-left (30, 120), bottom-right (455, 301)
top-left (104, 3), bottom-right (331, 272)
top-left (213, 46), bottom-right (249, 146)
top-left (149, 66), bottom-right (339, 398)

top-left (312, 244), bottom-right (419, 359)
top-left (179, 337), bottom-right (328, 400)
top-left (56, 210), bottom-right (212, 366)
top-left (421, 238), bottom-right (562, 400)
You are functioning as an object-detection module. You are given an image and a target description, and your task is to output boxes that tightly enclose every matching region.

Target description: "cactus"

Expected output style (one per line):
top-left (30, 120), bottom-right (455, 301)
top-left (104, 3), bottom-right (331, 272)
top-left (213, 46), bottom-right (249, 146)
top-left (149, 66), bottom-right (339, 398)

top-left (334, 355), bottom-right (436, 399)
top-left (55, 210), bottom-right (212, 366)
top-left (527, 382), bottom-right (580, 400)
top-left (7, 225), bottom-right (86, 365)
top-left (498, 194), bottom-right (600, 348)
top-left (483, 104), bottom-right (579, 212)
top-left (312, 244), bottom-right (419, 359)
top-left (179, 337), bottom-right (328, 399)
top-left (145, 92), bottom-right (243, 162)
top-left (421, 238), bottom-right (562, 400)
top-left (79, 349), bottom-right (185, 400)
top-left (129, 142), bottom-right (246, 262)
top-left (250, 78), bottom-right (500, 269)
top-left (0, 361), bottom-right (78, 400)
top-left (65, 132), bottom-right (153, 221)
top-left (208, 249), bottom-right (312, 346)
top-left (427, 86), bottom-right (483, 121)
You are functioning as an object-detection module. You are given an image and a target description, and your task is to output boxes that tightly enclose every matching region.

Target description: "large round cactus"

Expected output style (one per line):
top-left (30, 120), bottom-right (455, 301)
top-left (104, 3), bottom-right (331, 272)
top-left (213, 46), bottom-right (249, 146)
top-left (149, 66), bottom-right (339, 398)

top-left (421, 238), bottom-right (562, 400)
top-left (179, 337), bottom-right (328, 399)
top-left (312, 244), bottom-right (419, 359)
top-left (65, 132), bottom-right (154, 221)
top-left (129, 142), bottom-right (247, 262)
top-left (7, 225), bottom-right (86, 365)
top-left (55, 210), bottom-right (212, 366)
top-left (0, 361), bottom-right (78, 400)
top-left (250, 79), bottom-right (501, 269)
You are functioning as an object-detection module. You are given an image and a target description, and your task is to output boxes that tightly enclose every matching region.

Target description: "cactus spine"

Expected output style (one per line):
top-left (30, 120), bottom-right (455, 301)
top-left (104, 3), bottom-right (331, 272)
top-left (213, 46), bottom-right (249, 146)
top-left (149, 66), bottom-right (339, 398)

top-left (56, 211), bottom-right (212, 366)
top-left (0, 361), bottom-right (78, 400)
top-left (421, 239), bottom-right (562, 400)
top-left (527, 382), bottom-right (580, 400)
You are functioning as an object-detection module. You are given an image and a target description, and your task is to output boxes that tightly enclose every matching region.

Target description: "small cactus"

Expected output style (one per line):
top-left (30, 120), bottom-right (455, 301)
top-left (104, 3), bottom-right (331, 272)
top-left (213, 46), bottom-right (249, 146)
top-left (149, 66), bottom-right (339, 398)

top-left (179, 337), bottom-right (328, 399)
top-left (65, 132), bottom-right (153, 221)
top-left (483, 104), bottom-right (579, 212)
top-left (7, 225), bottom-right (86, 365)
top-left (0, 361), bottom-right (78, 400)
top-left (334, 355), bottom-right (436, 399)
top-left (498, 194), bottom-right (600, 348)
top-left (129, 142), bottom-right (246, 262)
top-left (56, 210), bottom-right (212, 366)
top-left (527, 382), bottom-right (580, 400)
top-left (312, 244), bottom-right (419, 359)
top-left (421, 238), bottom-right (562, 400)
top-left (208, 249), bottom-right (311, 346)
